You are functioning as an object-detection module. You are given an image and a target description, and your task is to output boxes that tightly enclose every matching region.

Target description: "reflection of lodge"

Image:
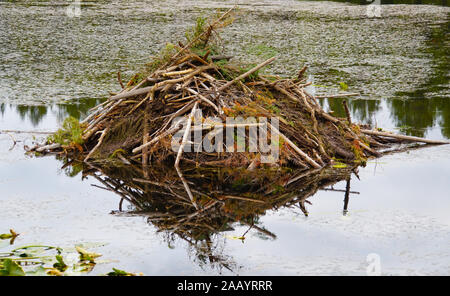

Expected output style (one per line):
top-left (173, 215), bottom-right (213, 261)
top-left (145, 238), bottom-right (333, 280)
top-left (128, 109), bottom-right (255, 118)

top-left (73, 161), bottom-right (358, 272)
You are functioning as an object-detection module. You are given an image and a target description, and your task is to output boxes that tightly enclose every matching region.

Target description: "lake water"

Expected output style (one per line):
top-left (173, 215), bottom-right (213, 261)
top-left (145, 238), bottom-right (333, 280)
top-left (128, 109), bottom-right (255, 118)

top-left (1, 0), bottom-right (449, 275)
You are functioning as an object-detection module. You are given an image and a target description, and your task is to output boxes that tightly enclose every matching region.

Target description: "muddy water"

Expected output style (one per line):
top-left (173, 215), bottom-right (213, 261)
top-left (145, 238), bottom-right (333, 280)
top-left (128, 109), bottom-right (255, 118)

top-left (1, 1), bottom-right (449, 275)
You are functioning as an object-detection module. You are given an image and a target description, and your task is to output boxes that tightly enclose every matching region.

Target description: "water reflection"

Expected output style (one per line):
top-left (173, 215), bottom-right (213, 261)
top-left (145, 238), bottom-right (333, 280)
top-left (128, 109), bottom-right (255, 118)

top-left (0, 97), bottom-right (105, 128)
top-left (318, 97), bottom-right (449, 138)
top-left (60, 160), bottom-right (356, 272)
top-left (389, 18), bottom-right (450, 138)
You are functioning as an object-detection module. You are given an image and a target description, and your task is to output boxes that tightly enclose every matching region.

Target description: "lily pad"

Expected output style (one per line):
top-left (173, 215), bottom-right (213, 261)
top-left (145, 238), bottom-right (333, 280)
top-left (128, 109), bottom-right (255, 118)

top-left (0, 259), bottom-right (25, 276)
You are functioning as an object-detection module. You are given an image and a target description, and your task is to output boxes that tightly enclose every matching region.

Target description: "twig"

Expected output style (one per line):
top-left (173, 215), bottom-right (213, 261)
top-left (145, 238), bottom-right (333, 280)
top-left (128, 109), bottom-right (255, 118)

top-left (297, 65), bottom-right (308, 79)
top-left (222, 195), bottom-right (265, 204)
top-left (6, 133), bottom-right (17, 150)
top-left (315, 93), bottom-right (360, 99)
top-left (117, 72), bottom-right (124, 89)
top-left (218, 57), bottom-right (276, 92)
top-left (185, 88), bottom-right (219, 112)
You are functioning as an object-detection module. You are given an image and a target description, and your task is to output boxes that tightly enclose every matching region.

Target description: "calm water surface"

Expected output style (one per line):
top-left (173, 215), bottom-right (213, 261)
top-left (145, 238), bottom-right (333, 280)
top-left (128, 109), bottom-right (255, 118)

top-left (0, 0), bottom-right (449, 275)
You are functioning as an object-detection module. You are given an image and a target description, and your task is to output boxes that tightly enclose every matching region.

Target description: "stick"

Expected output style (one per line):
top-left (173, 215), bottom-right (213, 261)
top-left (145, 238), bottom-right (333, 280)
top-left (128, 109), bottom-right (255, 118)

top-left (185, 88), bottom-right (219, 112)
top-left (297, 65), bottom-right (308, 79)
top-left (109, 86), bottom-right (154, 101)
top-left (36, 143), bottom-right (61, 153)
top-left (343, 100), bottom-right (352, 125)
top-left (218, 57), bottom-right (276, 92)
top-left (269, 123), bottom-right (322, 169)
top-left (359, 141), bottom-right (381, 157)
top-left (132, 123), bottom-right (182, 154)
top-left (0, 130), bottom-right (55, 135)
top-left (85, 98), bottom-right (122, 134)
top-left (142, 107), bottom-right (150, 166)
top-left (163, 68), bottom-right (194, 77)
top-left (111, 65), bottom-right (214, 102)
top-left (174, 101), bottom-right (199, 168)
top-left (117, 153), bottom-right (131, 165)
top-left (84, 128), bottom-right (109, 162)
top-left (361, 129), bottom-right (449, 145)
top-left (81, 100), bottom-right (113, 125)
top-left (117, 72), bottom-right (124, 89)
top-left (315, 93), bottom-right (360, 99)
top-left (223, 195), bottom-right (265, 204)
top-left (157, 100), bottom-right (196, 135)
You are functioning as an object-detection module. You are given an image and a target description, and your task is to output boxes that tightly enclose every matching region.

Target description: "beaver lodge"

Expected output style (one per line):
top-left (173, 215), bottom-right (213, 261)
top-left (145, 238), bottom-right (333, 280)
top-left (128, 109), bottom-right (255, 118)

top-left (30, 8), bottom-right (448, 211)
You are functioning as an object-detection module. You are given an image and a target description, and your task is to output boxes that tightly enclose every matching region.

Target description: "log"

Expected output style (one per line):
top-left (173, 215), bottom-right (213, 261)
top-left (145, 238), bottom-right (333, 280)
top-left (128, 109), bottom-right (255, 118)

top-left (109, 65), bottom-right (213, 101)
top-left (361, 129), bottom-right (449, 145)
top-left (109, 86), bottom-right (154, 101)
top-left (35, 143), bottom-right (61, 153)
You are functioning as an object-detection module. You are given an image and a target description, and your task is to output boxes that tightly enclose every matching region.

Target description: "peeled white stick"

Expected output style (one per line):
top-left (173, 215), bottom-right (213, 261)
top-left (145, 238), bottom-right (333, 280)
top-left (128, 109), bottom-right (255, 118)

top-left (185, 88), bottom-right (219, 112)
top-left (36, 143), bottom-right (61, 153)
top-left (268, 123), bottom-right (322, 169)
top-left (84, 128), bottom-right (109, 162)
top-left (174, 101), bottom-right (199, 168)
top-left (361, 129), bottom-right (449, 145)
top-left (132, 123), bottom-right (182, 154)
